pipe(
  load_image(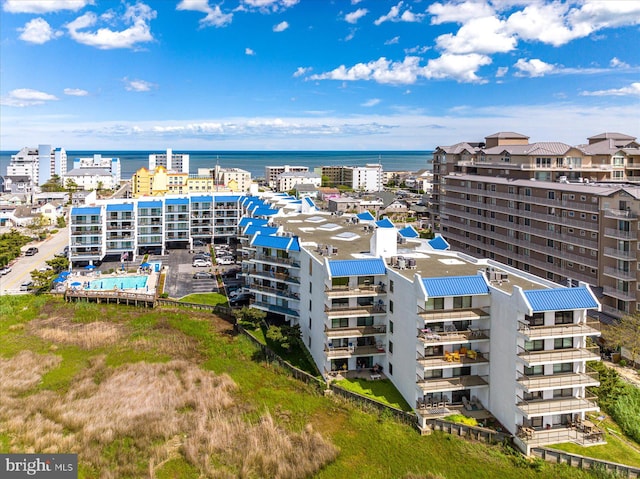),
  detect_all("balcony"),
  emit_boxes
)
[253,253,300,268]
[418,307,490,323]
[517,346,601,367]
[418,328,489,345]
[324,342,386,358]
[517,321,601,340]
[603,247,636,260]
[602,266,636,281]
[249,283,300,301]
[604,209,638,220]
[602,286,636,301]
[251,300,299,317]
[517,369,600,392]
[325,303,386,317]
[418,351,489,370]
[417,375,488,393]
[604,227,636,240]
[517,395,599,418]
[325,284,386,297]
[325,324,386,338]
[246,268,300,284]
